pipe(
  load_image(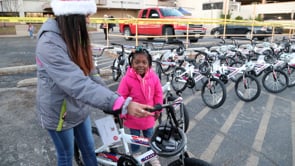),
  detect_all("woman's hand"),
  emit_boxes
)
[127,101,153,117]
